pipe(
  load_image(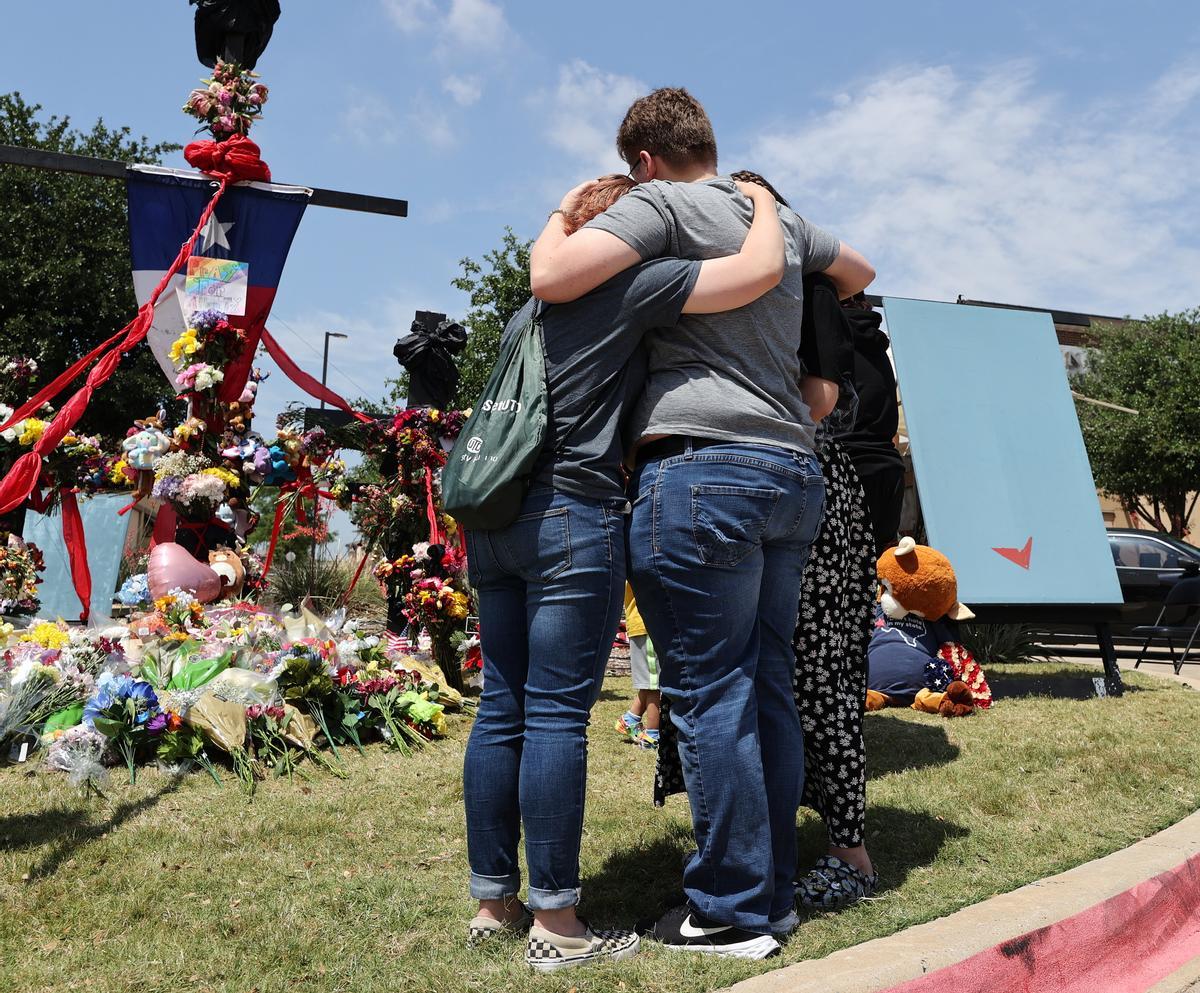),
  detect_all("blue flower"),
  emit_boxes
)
[118,573,151,607]
[83,674,160,730]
